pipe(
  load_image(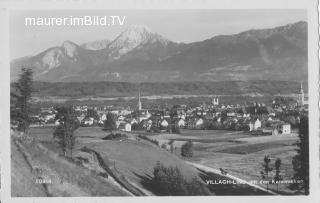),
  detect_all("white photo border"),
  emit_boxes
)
[0,0,319,203]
